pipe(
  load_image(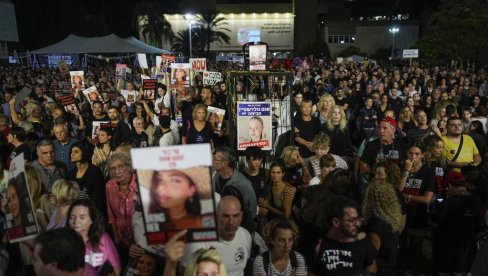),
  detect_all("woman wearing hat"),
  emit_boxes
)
[147,167,210,230]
